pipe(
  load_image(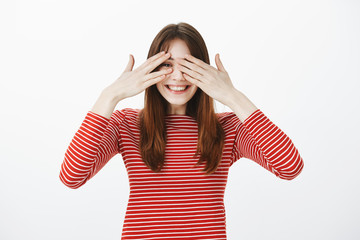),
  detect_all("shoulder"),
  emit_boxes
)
[215,112,243,134]
[216,111,242,126]
[113,108,142,125]
[114,108,141,117]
